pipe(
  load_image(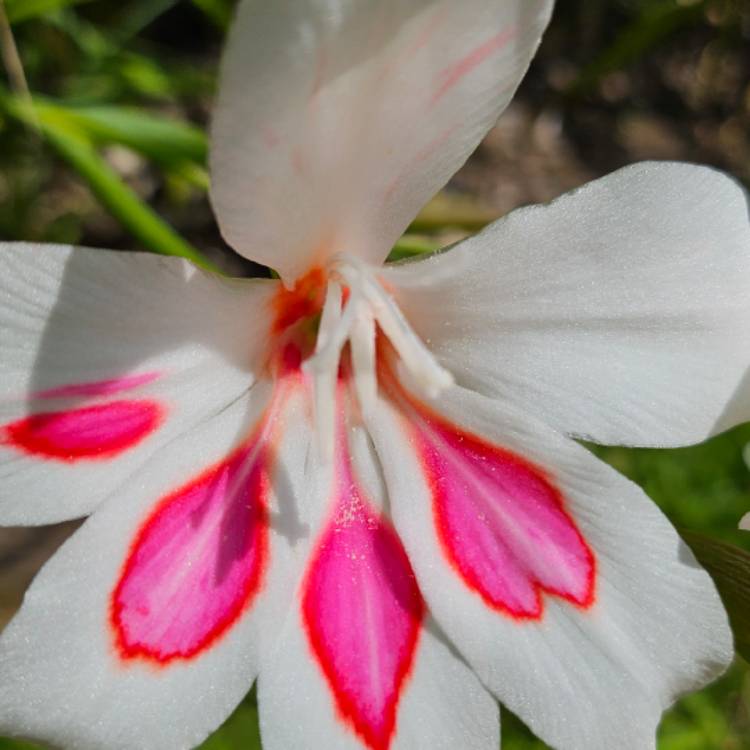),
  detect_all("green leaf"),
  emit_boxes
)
[37,103,208,166]
[4,0,94,23]
[0,91,219,272]
[681,531,750,662]
[44,123,218,271]
[410,192,498,232]
[387,234,442,262]
[191,0,234,30]
[199,695,261,750]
